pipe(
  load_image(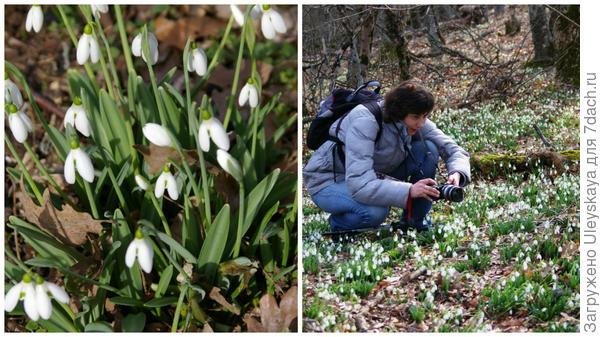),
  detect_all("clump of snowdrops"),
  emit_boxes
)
[5,4,297,332]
